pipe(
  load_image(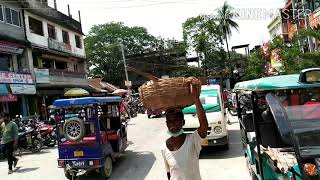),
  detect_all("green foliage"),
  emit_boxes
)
[175,66,204,77]
[300,27,320,41]
[245,30,320,80]
[183,14,223,53]
[216,1,239,38]
[85,22,162,86]
[244,50,265,80]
